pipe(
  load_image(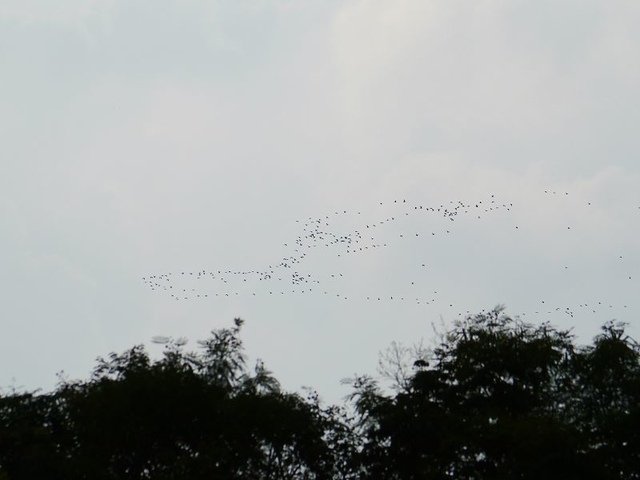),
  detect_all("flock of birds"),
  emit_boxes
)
[142,190,638,321]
